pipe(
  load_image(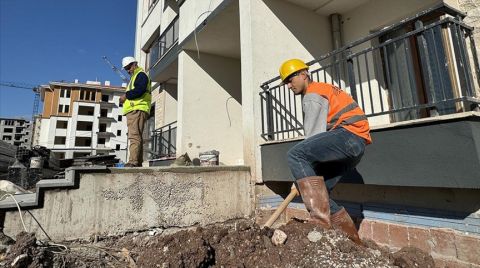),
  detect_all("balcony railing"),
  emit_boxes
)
[151,121,177,159]
[148,16,179,70]
[260,5,480,141]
